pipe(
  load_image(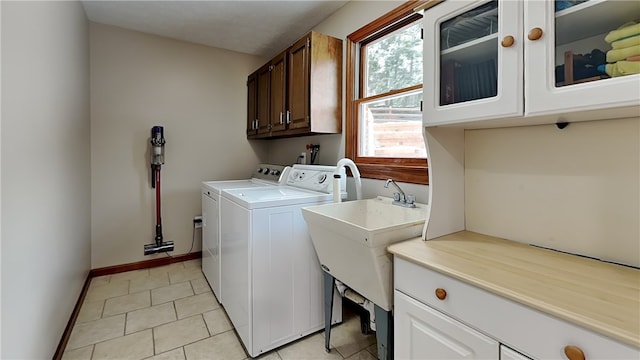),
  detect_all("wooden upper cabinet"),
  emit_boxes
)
[255,63,271,136]
[246,31,342,139]
[270,51,287,134]
[287,36,310,130]
[246,72,257,137]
